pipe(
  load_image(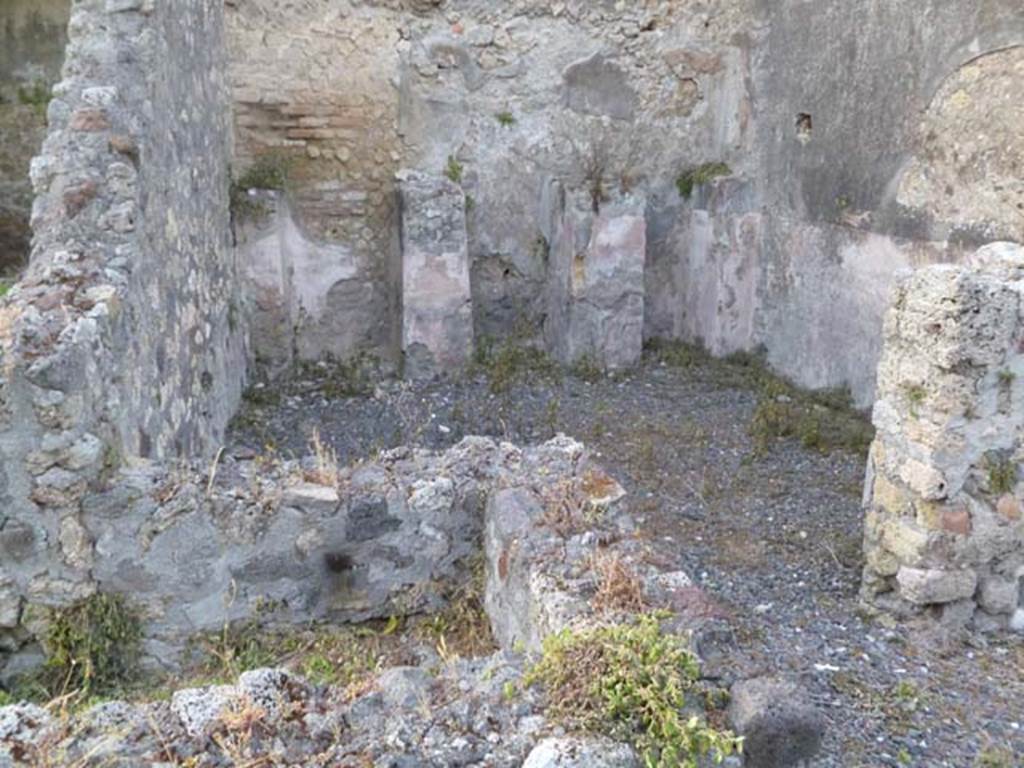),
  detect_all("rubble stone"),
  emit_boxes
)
[727,676,825,768]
